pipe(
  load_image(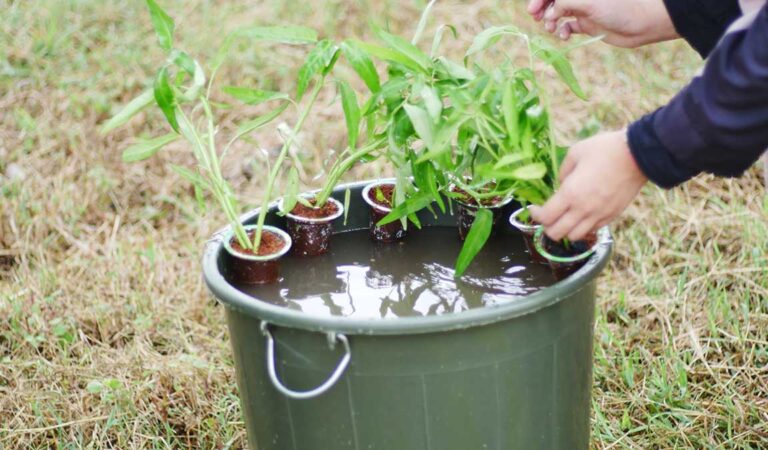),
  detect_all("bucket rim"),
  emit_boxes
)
[202,180,613,336]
